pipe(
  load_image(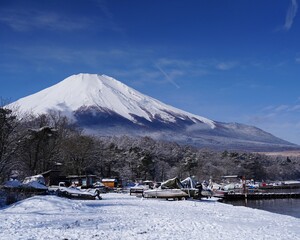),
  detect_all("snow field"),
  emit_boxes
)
[0,193,299,240]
